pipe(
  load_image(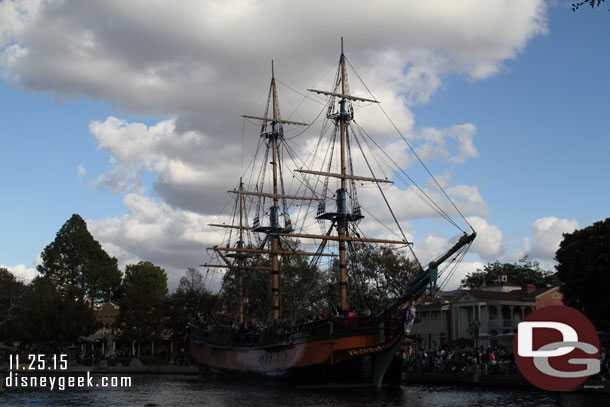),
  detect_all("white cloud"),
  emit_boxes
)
[2,263,39,283]
[440,260,486,291]
[0,1,549,285]
[89,116,241,212]
[467,216,504,261]
[527,216,579,261]
[1,1,548,130]
[87,193,227,290]
[412,123,478,164]
[77,163,86,180]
